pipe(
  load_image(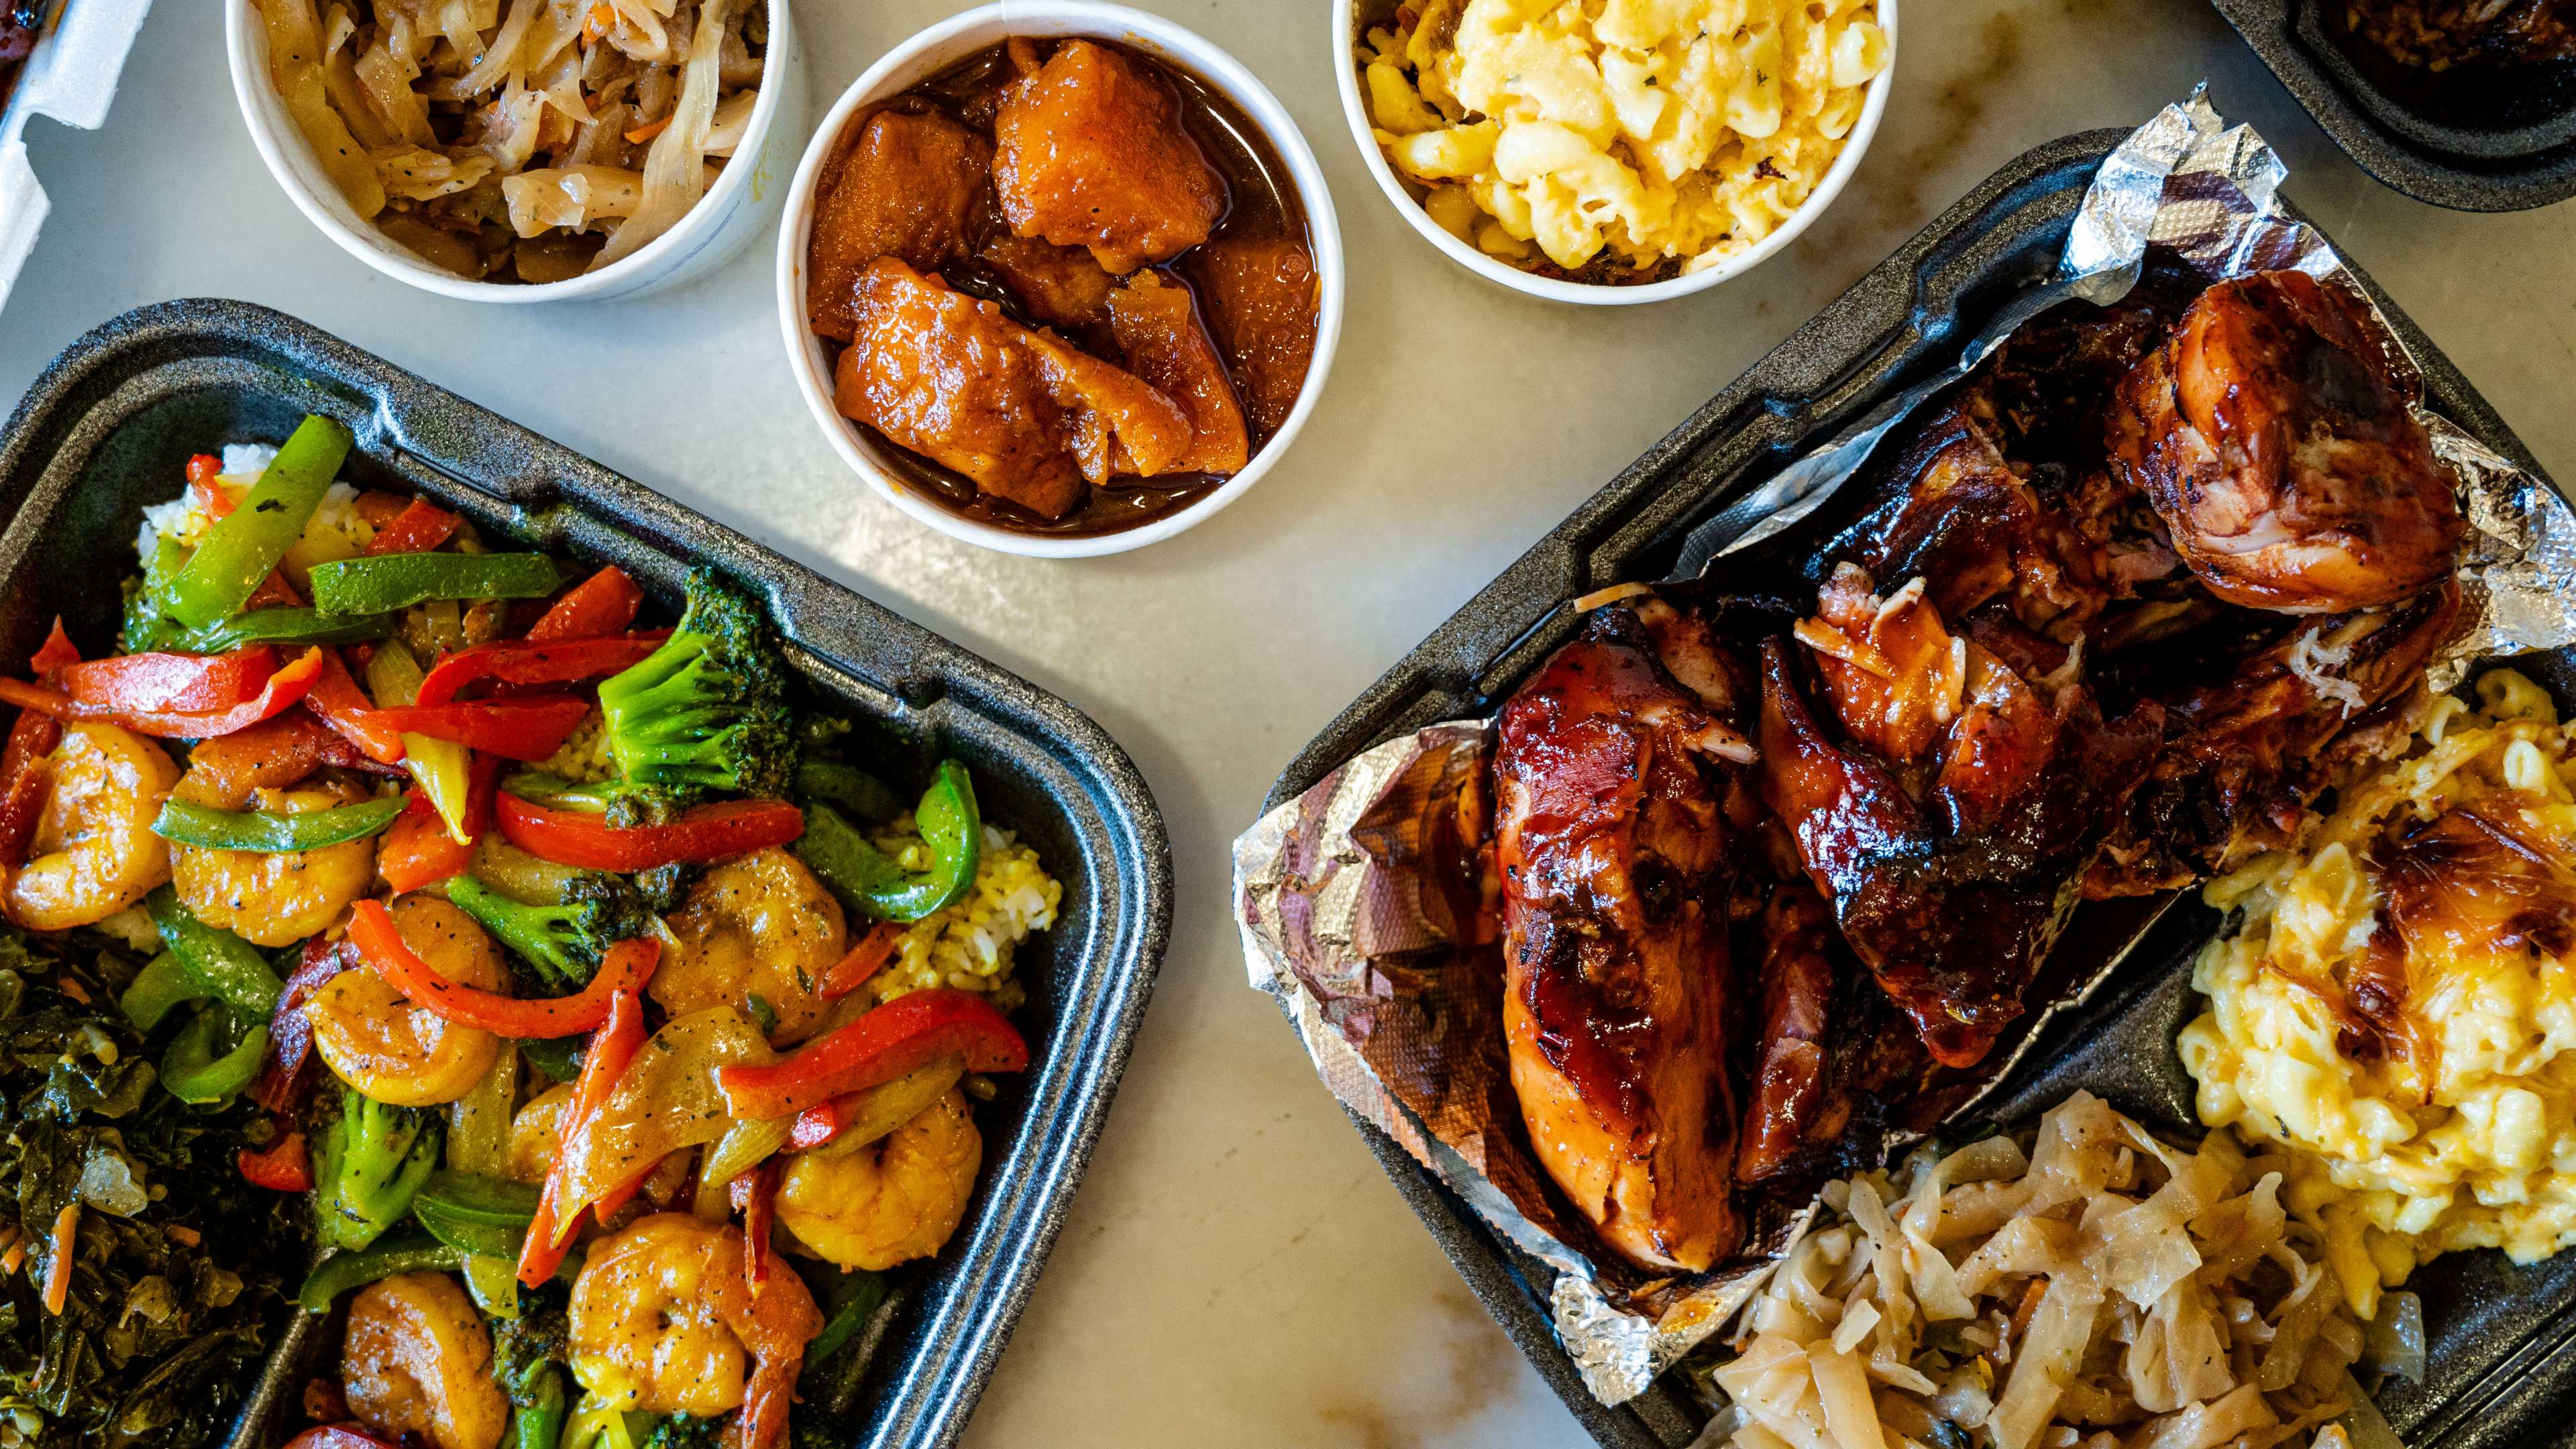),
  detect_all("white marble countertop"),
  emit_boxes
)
[4,2,2572,1444]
